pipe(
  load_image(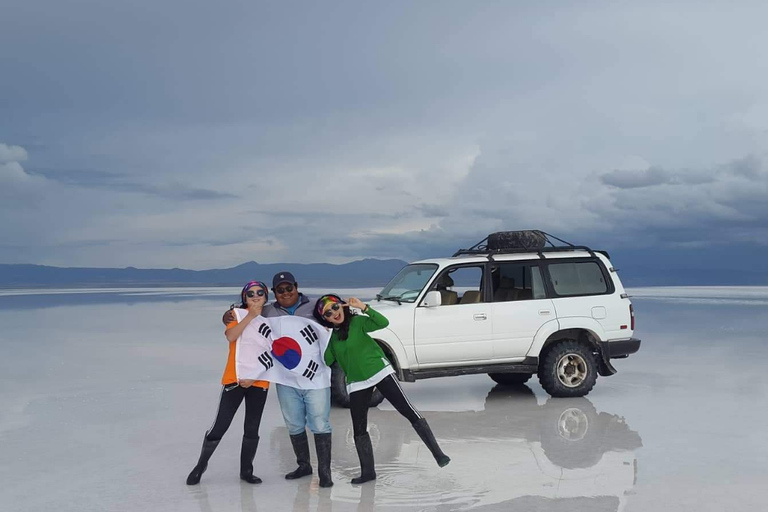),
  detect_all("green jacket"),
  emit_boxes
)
[324,307,390,386]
